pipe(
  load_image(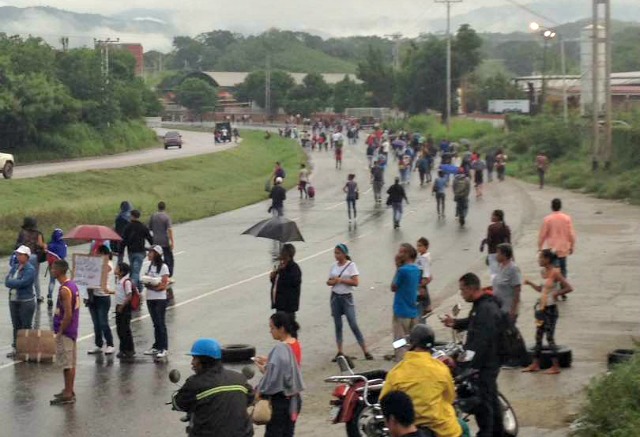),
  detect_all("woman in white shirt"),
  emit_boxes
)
[114,262,135,359]
[326,244,372,362]
[143,245,170,358]
[86,245,115,355]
